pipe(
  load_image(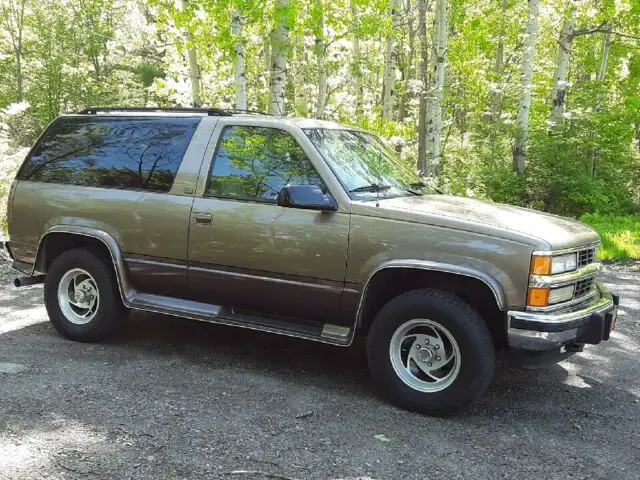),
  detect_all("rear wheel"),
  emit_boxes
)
[44,248,128,342]
[367,289,494,416]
